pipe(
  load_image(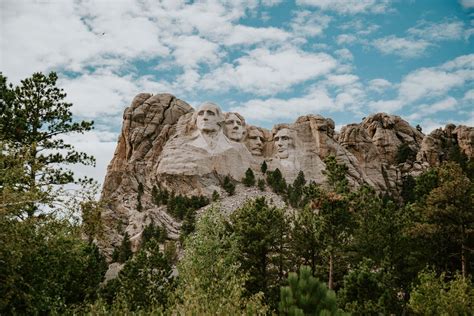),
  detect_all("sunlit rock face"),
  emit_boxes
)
[99,93,473,259]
